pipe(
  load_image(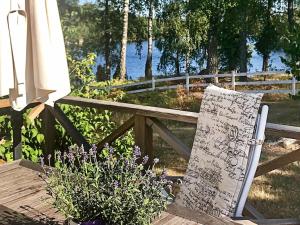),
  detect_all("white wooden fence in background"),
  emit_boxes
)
[93,71,299,95]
